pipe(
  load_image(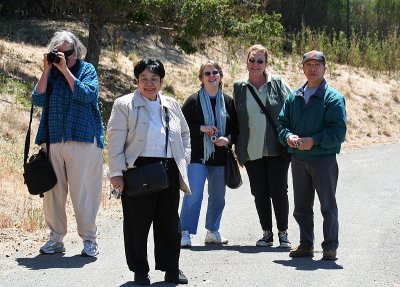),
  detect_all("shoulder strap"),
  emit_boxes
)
[163,106,170,165]
[247,85,279,137]
[24,83,52,165]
